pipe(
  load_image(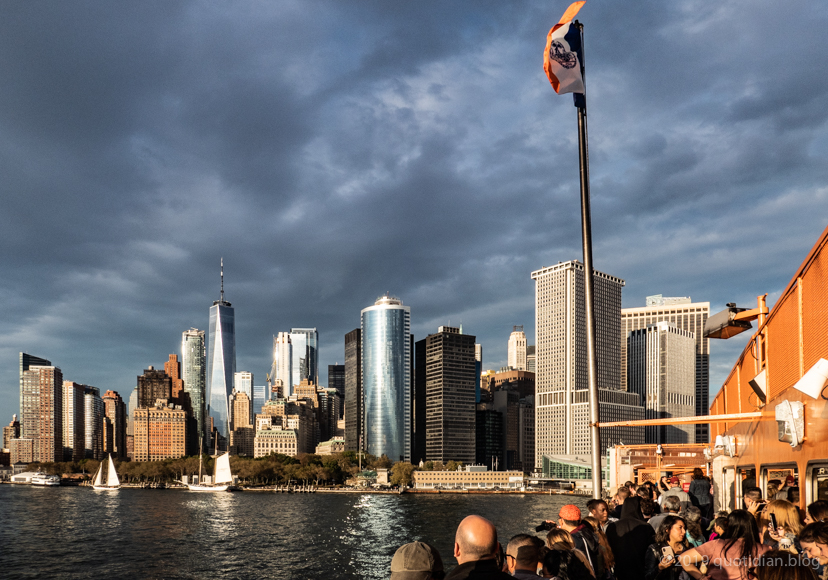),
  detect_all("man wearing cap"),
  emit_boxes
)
[557,504,605,578]
[391,541,445,580]
[658,477,690,513]
[775,475,796,501]
[444,515,513,579]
